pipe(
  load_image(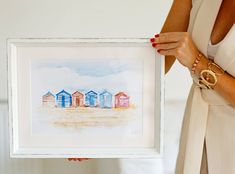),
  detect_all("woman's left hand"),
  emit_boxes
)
[150,32,200,68]
[68,158,90,162]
